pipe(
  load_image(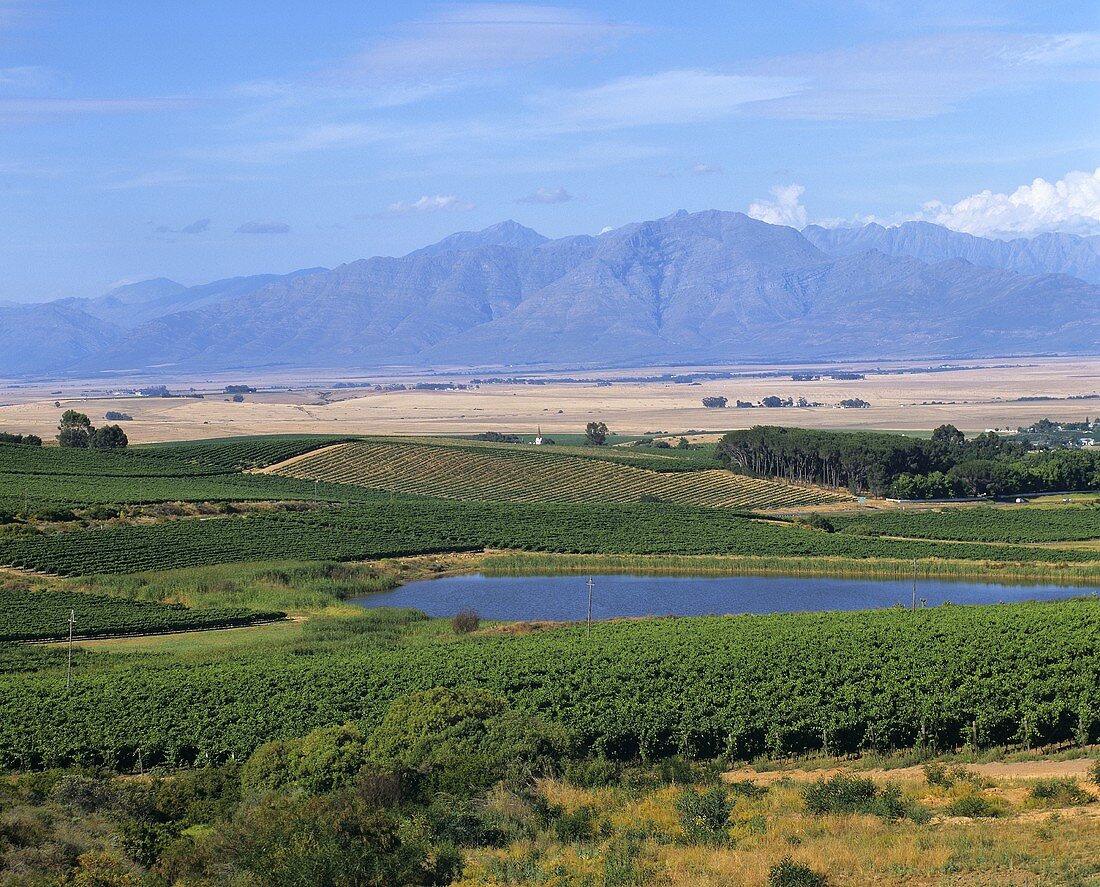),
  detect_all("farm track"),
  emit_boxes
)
[267,441,848,510]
